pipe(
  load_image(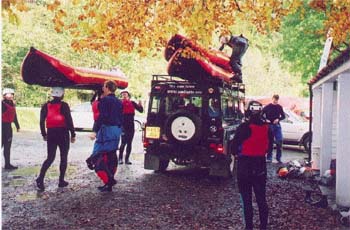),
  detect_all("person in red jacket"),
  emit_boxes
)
[232,100,273,230]
[2,88,20,170]
[36,87,76,191]
[118,91,143,165]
